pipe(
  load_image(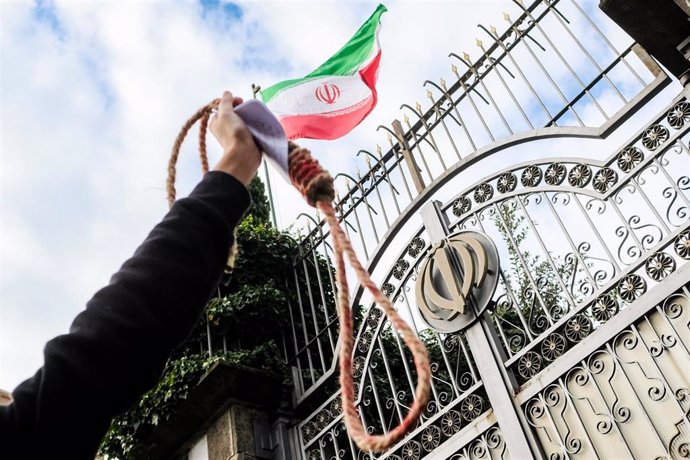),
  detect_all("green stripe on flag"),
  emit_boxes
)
[262,4,387,103]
